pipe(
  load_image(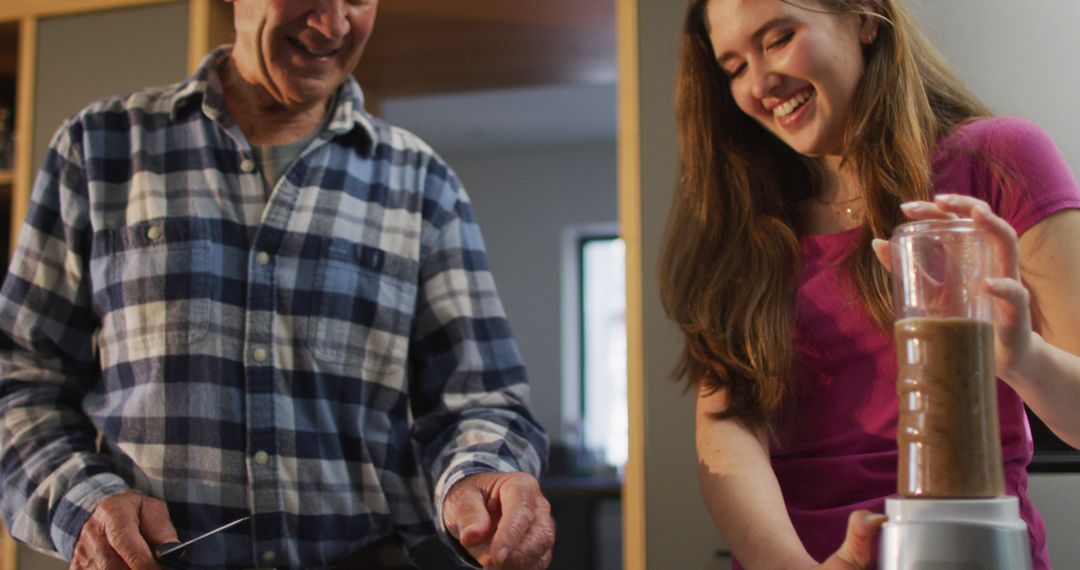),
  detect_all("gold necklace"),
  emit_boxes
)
[814,195,863,222]
[837,201,862,221]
